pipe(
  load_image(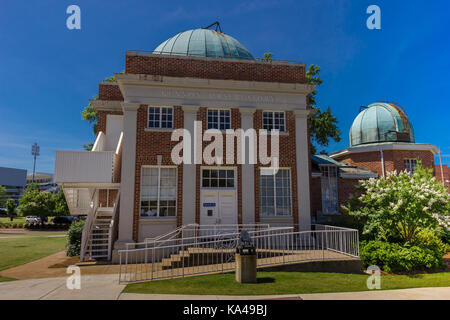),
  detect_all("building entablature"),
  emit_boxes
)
[114,73,314,111]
